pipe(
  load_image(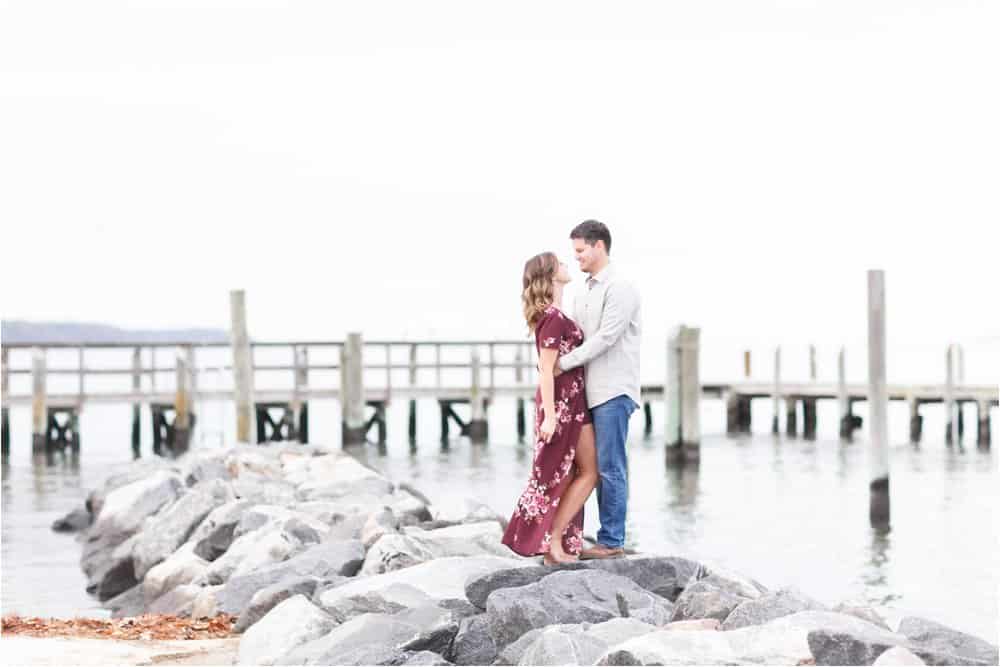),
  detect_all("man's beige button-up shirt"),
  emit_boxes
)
[557,262,642,410]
